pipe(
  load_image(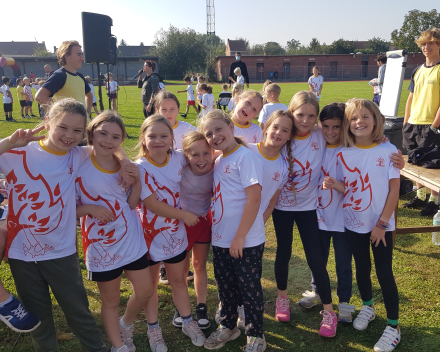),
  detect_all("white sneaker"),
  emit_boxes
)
[147,326,167,352]
[338,302,356,323]
[374,326,401,352]
[119,317,135,352]
[214,301,224,325]
[237,305,246,329]
[111,345,129,352]
[182,320,206,346]
[298,290,322,308]
[244,335,267,352]
[353,305,375,331]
